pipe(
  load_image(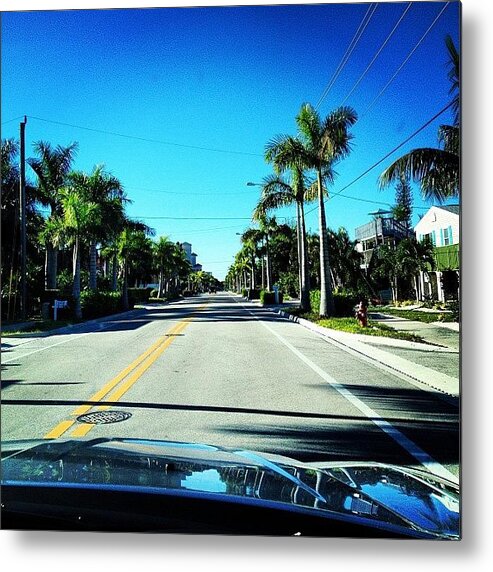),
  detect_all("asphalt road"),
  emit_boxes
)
[1,293,459,481]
